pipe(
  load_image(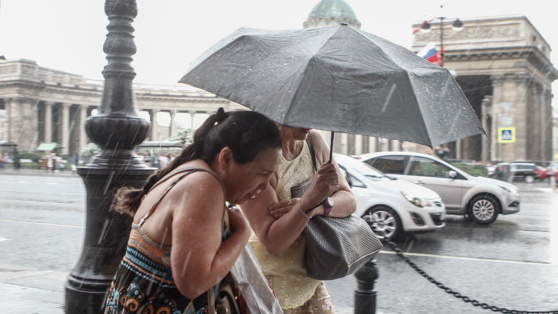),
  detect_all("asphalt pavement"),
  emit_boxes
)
[1,168,557,314]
